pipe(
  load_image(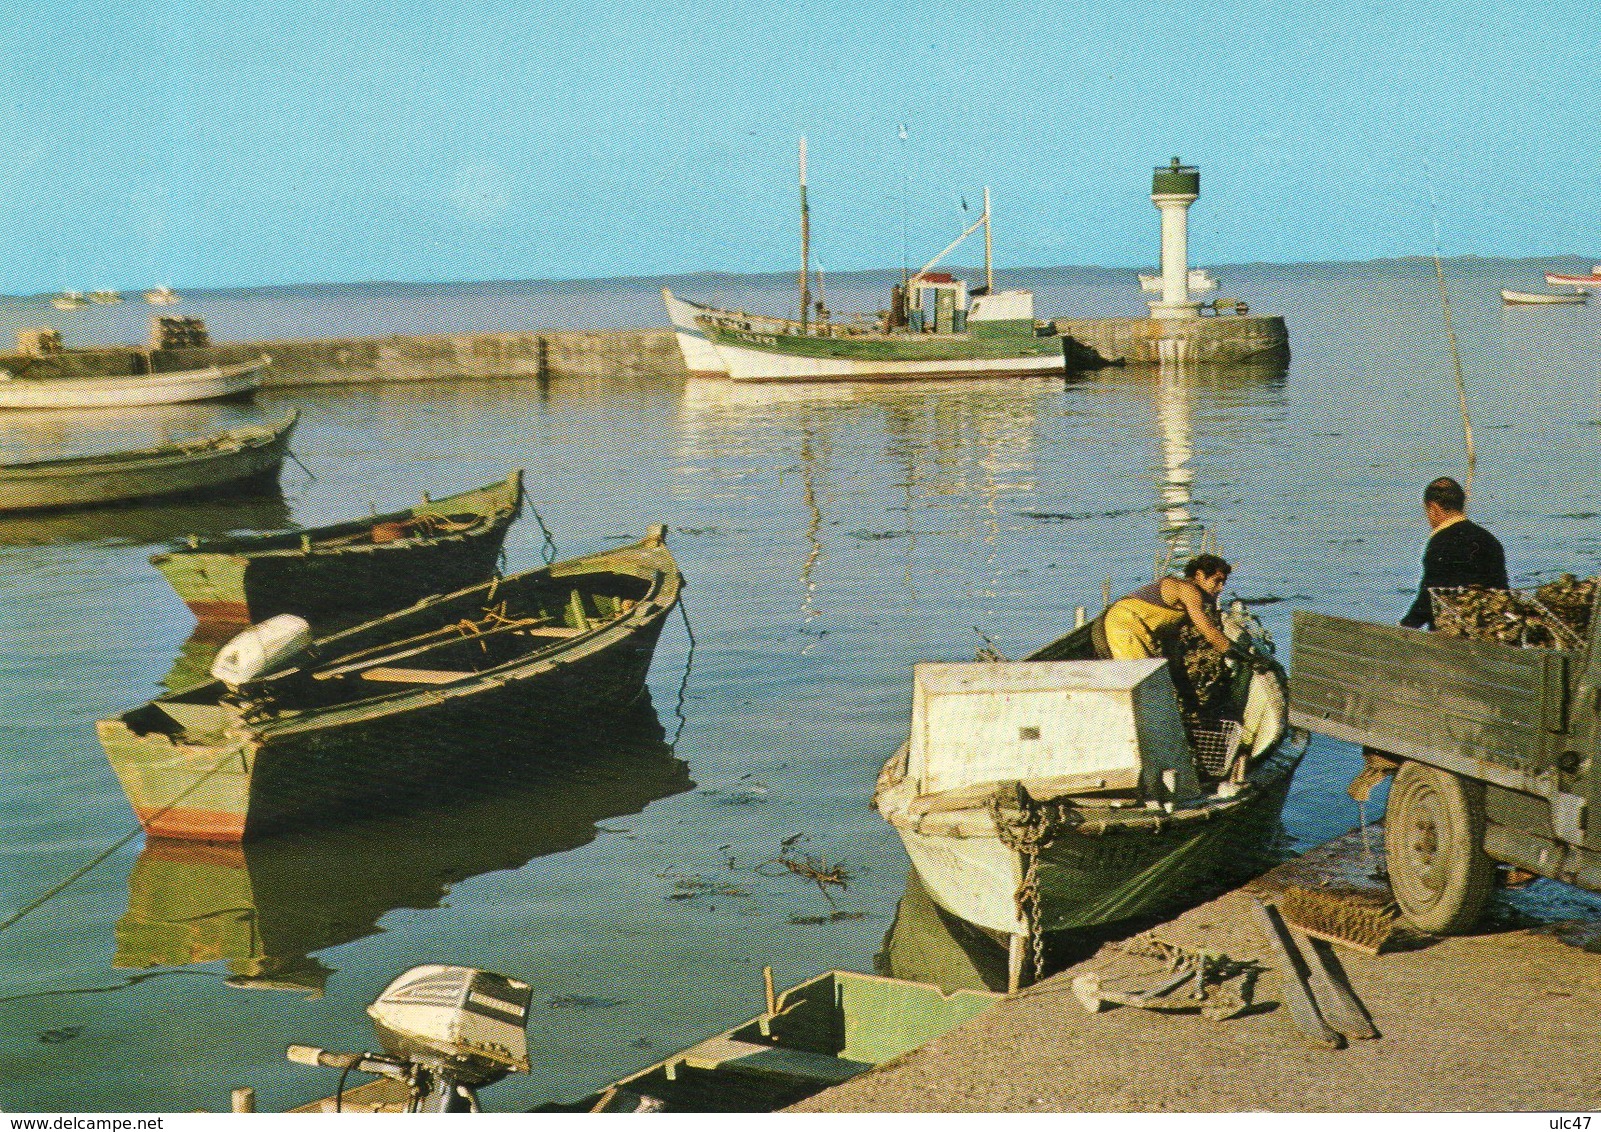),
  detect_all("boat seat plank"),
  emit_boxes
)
[357,666,475,684]
[671,1037,871,1084]
[313,616,587,681]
